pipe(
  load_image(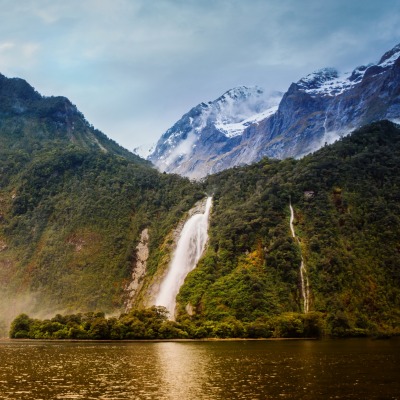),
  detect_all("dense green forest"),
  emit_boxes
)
[1,73,399,338]
[0,75,204,336]
[176,120,400,337]
[7,121,400,339]
[9,308,321,339]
